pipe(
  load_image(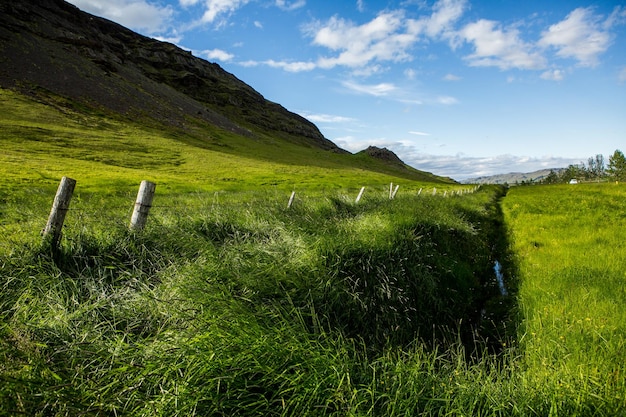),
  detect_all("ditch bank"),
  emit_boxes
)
[315,186,517,354]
